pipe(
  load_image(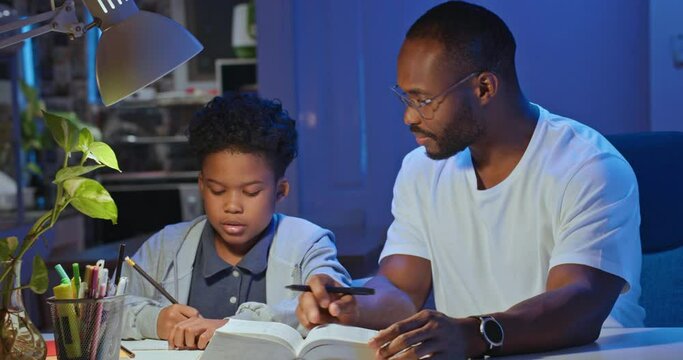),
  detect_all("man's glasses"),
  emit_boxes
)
[391,72,478,120]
